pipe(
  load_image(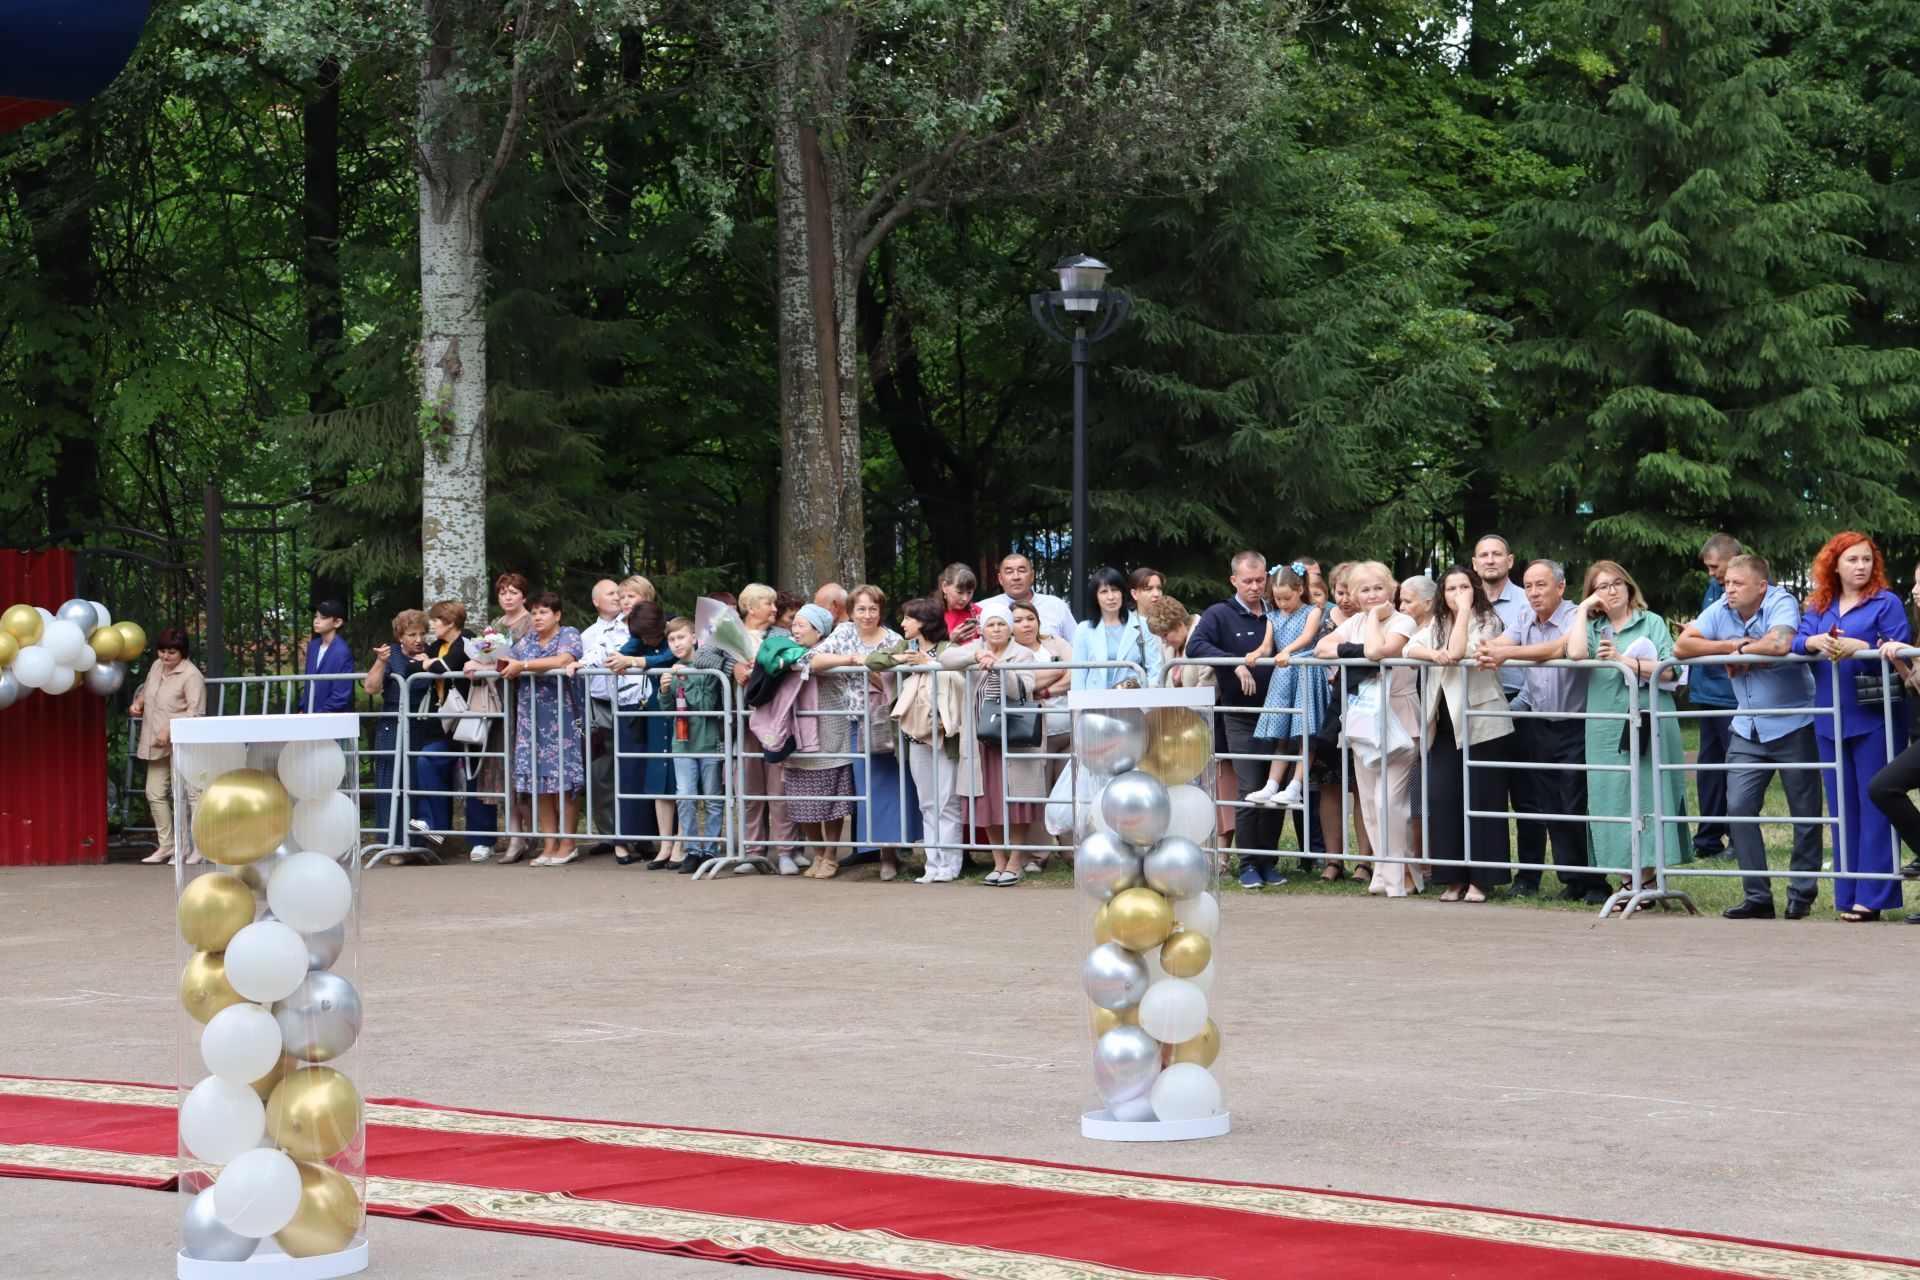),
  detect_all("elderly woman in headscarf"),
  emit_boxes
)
[750,601,859,878]
[939,600,1043,885]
